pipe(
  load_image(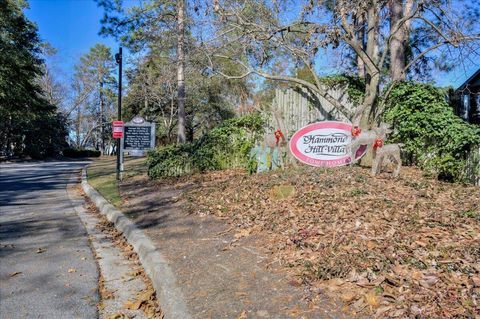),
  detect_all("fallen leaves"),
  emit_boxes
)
[81,182,164,319]
[68,268,76,273]
[234,228,252,239]
[36,248,46,254]
[9,271,21,277]
[123,289,161,318]
[182,165,480,318]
